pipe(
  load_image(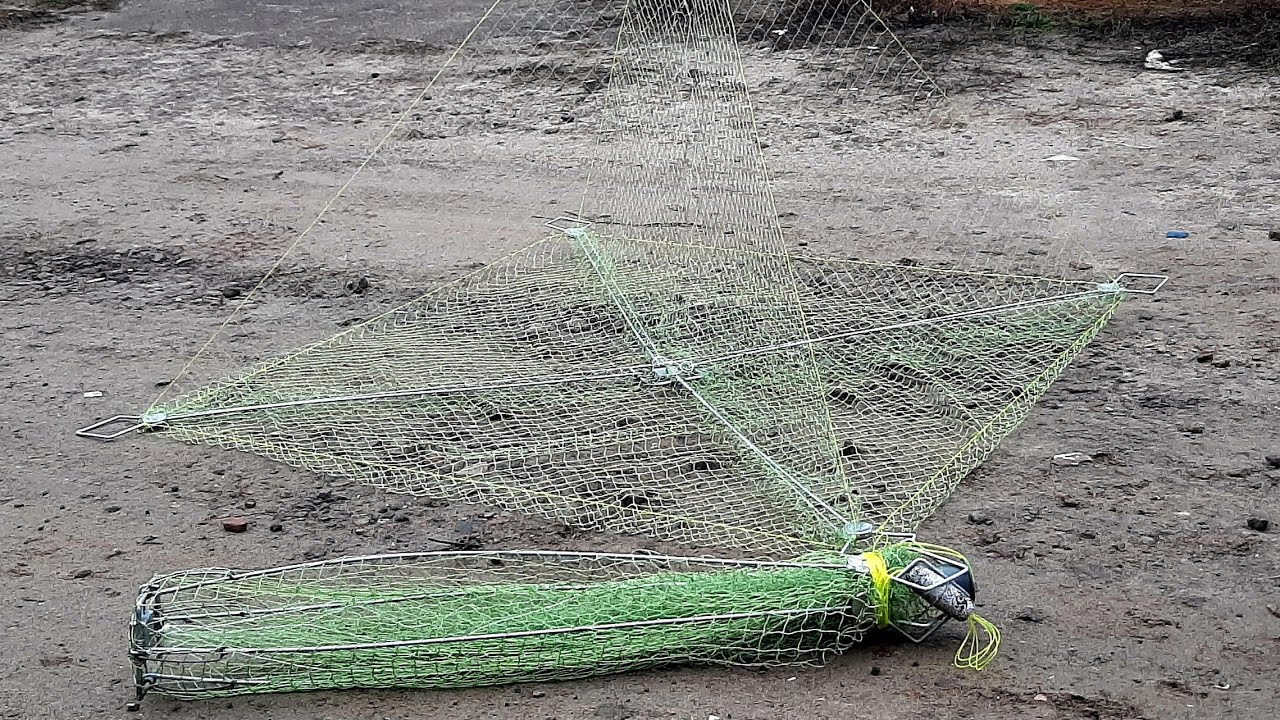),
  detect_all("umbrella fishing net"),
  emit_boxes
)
[80,0,1165,702]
